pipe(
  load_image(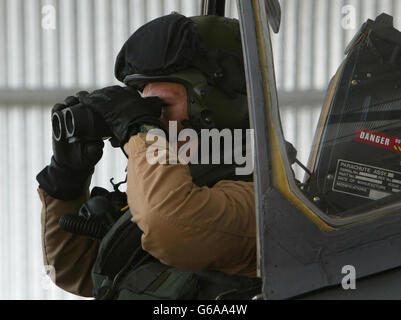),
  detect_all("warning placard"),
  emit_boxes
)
[332,160,401,200]
[356,128,401,153]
